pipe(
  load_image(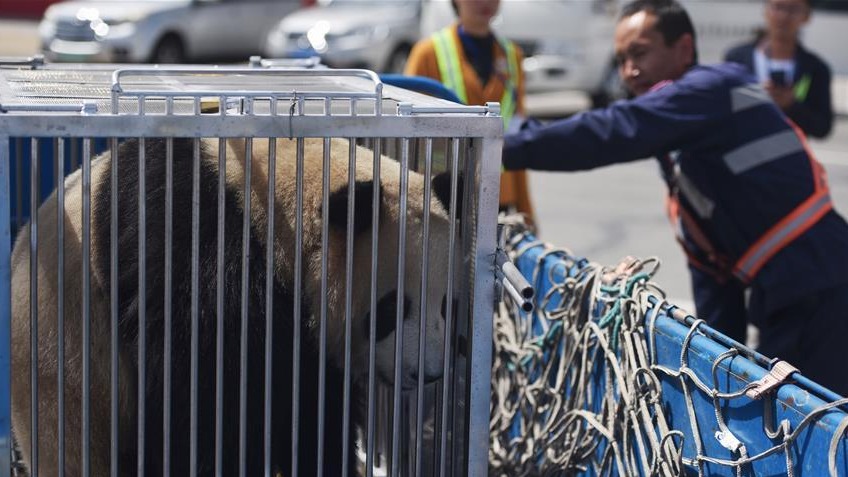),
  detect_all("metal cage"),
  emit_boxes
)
[0,60,503,477]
